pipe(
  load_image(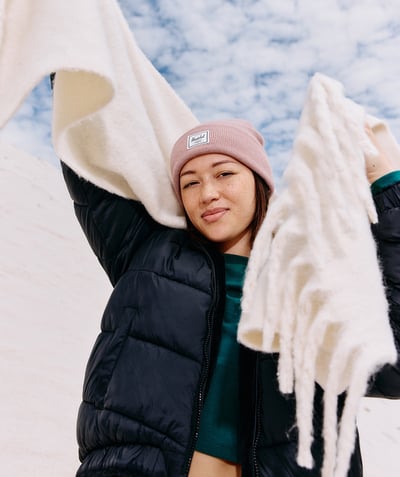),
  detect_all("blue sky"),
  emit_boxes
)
[1,0,400,179]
